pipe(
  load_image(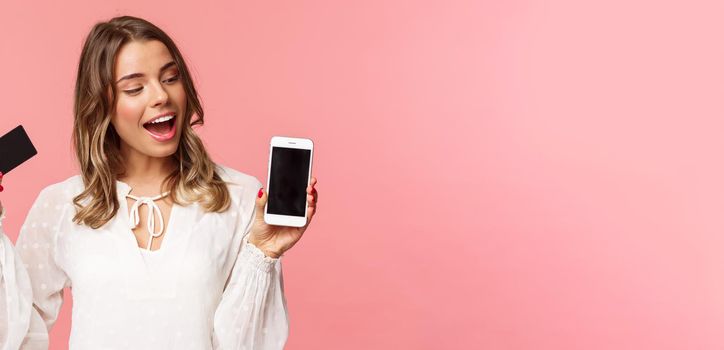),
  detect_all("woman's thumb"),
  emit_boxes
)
[255,187,267,219]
